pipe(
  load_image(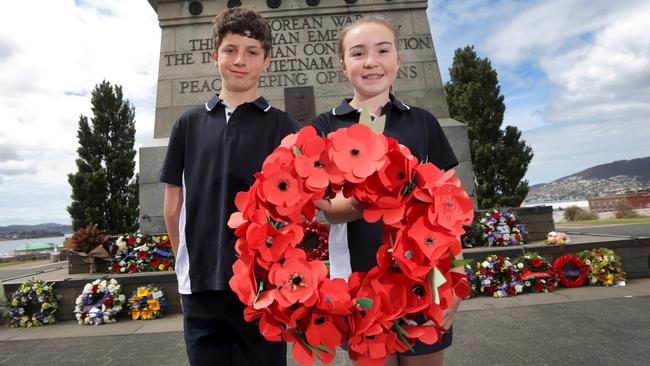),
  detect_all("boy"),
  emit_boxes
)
[160,7,298,366]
